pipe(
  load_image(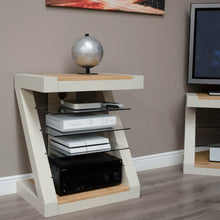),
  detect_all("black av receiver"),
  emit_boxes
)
[49,153,122,196]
